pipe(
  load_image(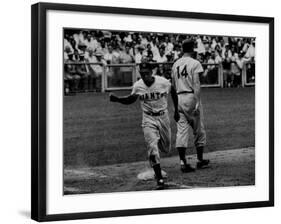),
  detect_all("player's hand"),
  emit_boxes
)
[193,102,200,116]
[174,110,180,122]
[109,93,119,102]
